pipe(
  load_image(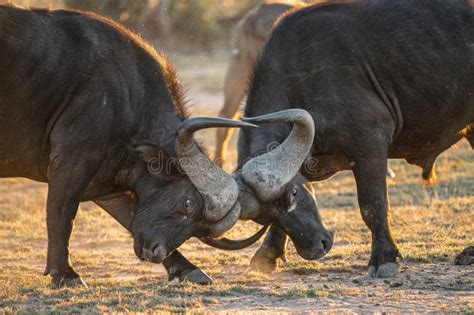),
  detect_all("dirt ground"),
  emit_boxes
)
[0,54,473,313]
